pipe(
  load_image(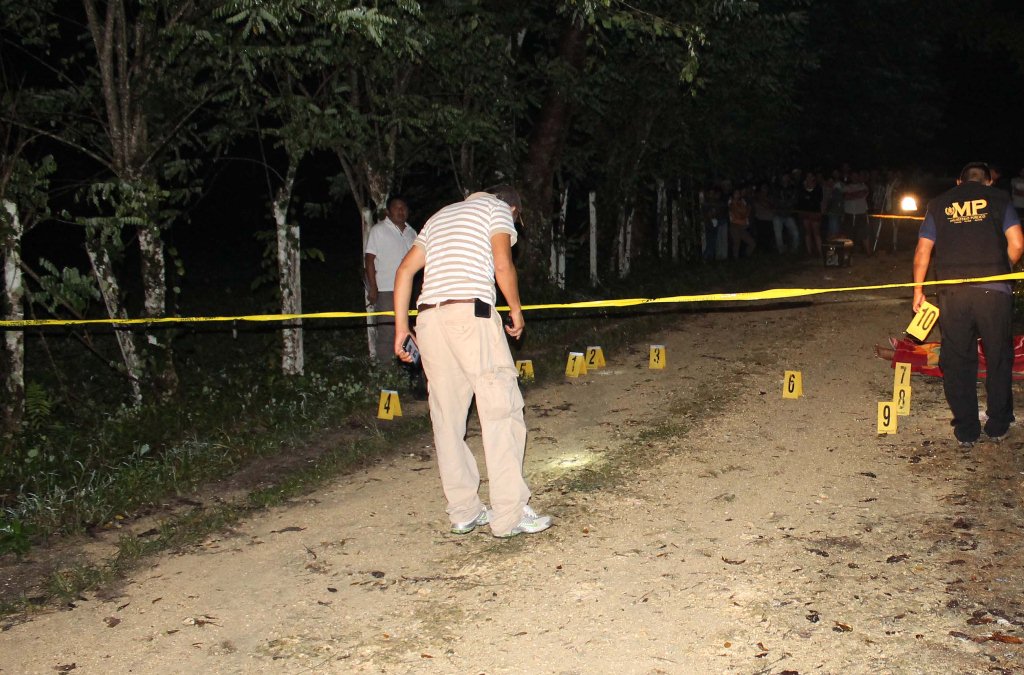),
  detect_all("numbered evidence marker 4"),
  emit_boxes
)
[585,346,606,369]
[377,389,402,420]
[894,384,912,416]
[516,359,535,382]
[782,370,803,399]
[877,401,898,434]
[565,352,586,378]
[906,300,940,341]
[649,345,666,369]
[893,361,912,391]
